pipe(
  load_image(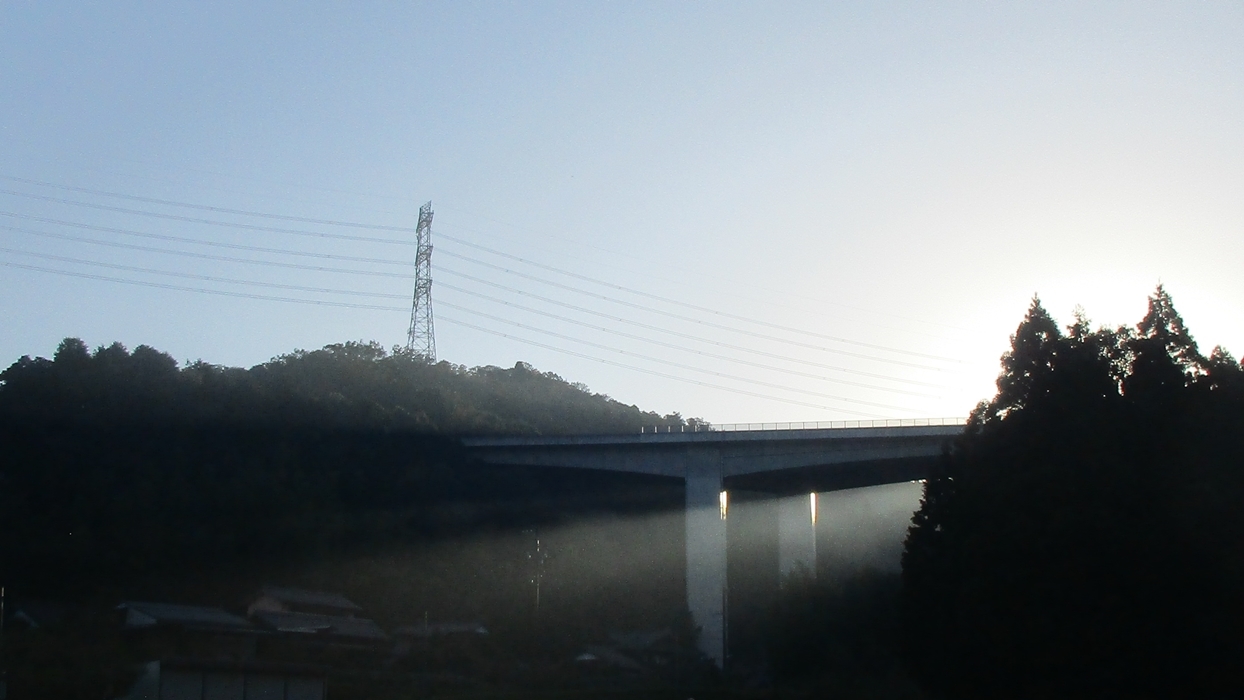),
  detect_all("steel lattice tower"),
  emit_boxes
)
[406,201,436,360]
